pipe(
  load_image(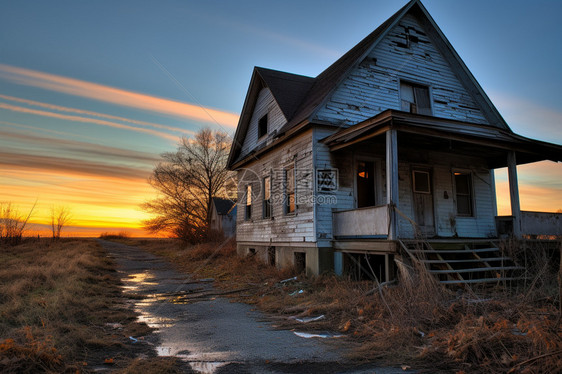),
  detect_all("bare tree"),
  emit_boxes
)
[50,205,71,239]
[0,201,36,245]
[142,128,231,243]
